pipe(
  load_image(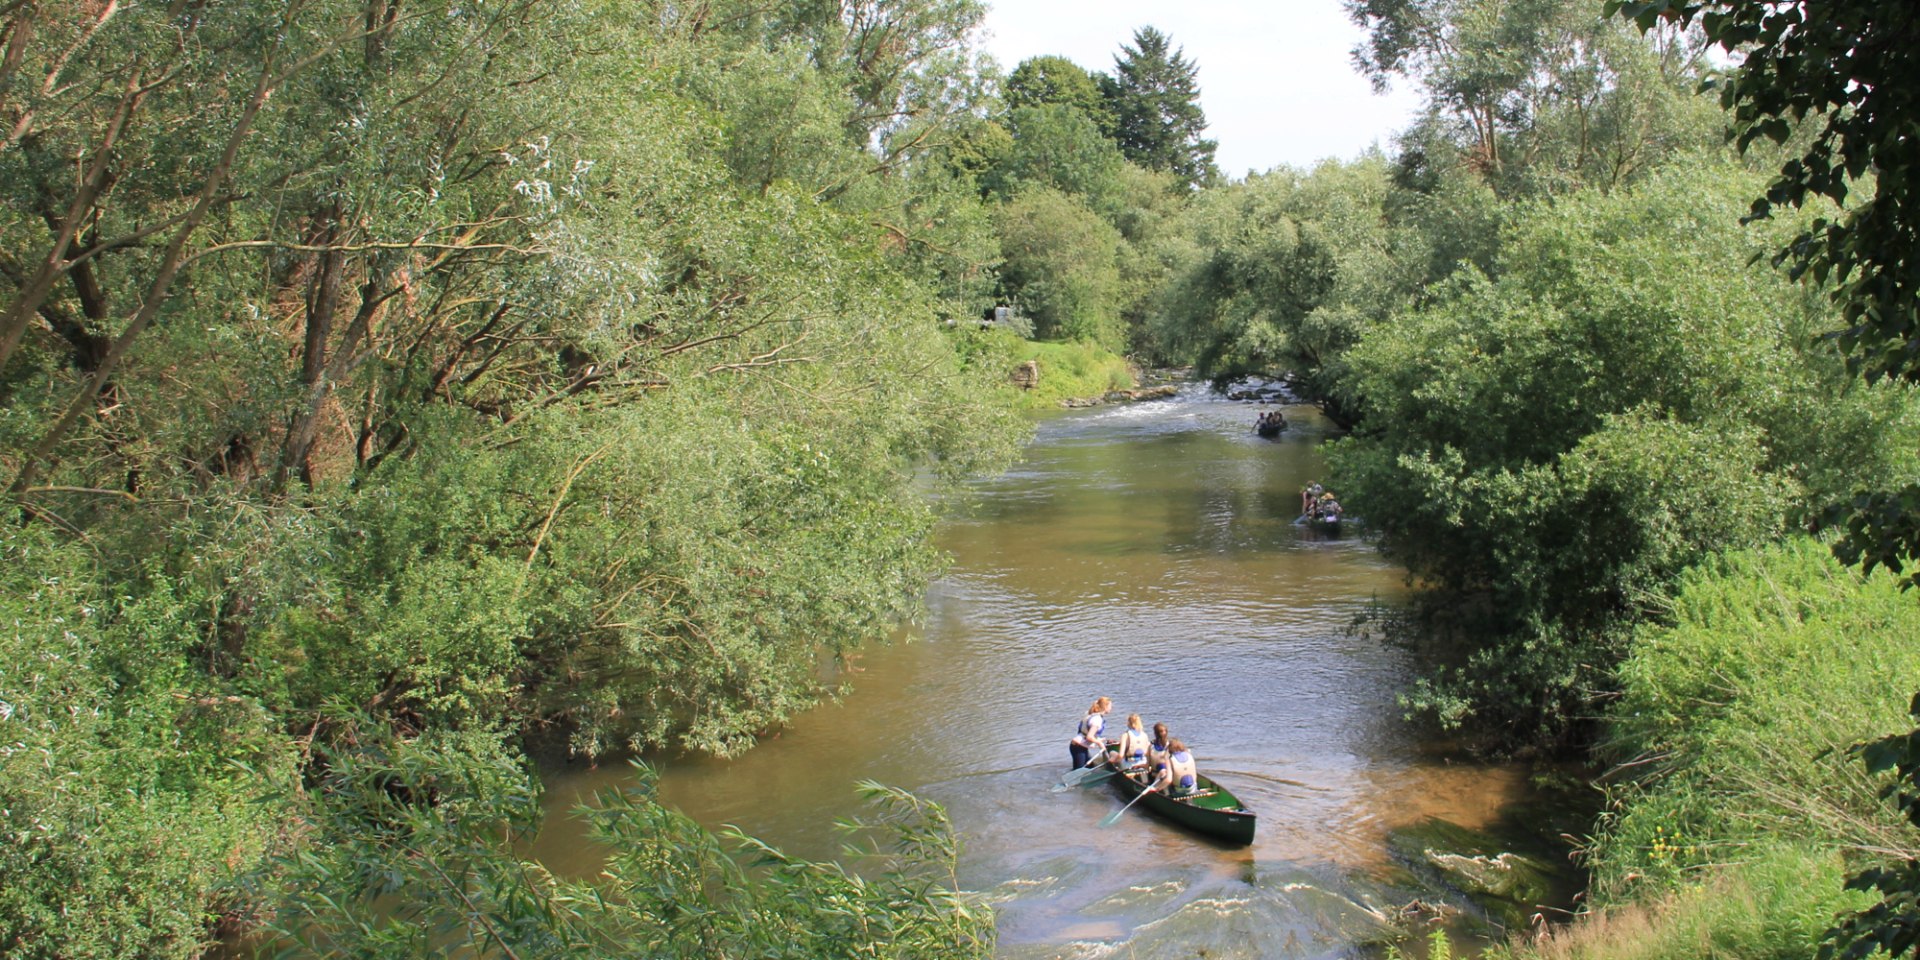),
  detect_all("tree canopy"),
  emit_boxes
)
[1105,27,1219,188]
[1004,54,1116,136]
[1604,3,1920,955]
[0,1,1023,954]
